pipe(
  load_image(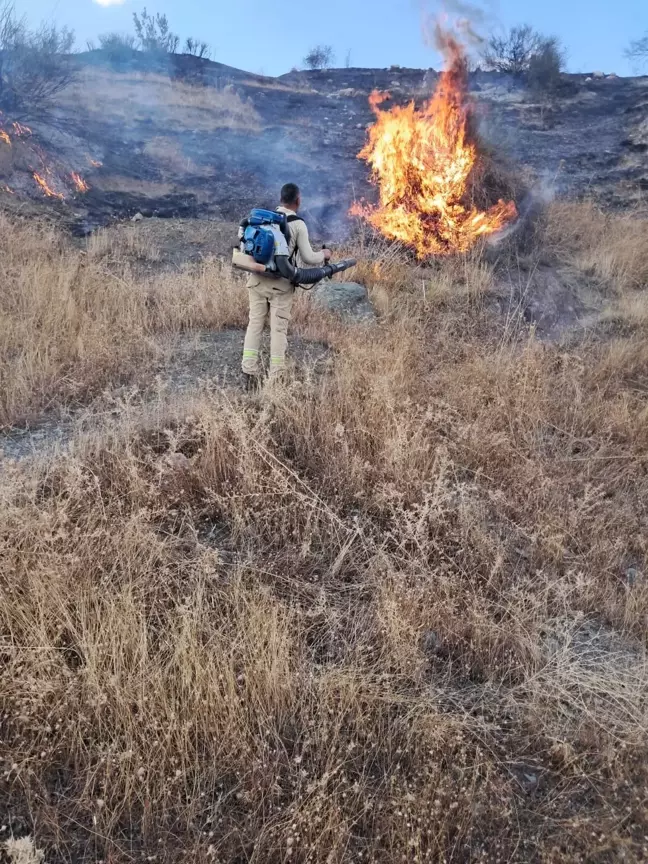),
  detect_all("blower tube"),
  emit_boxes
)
[275,256,357,286]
